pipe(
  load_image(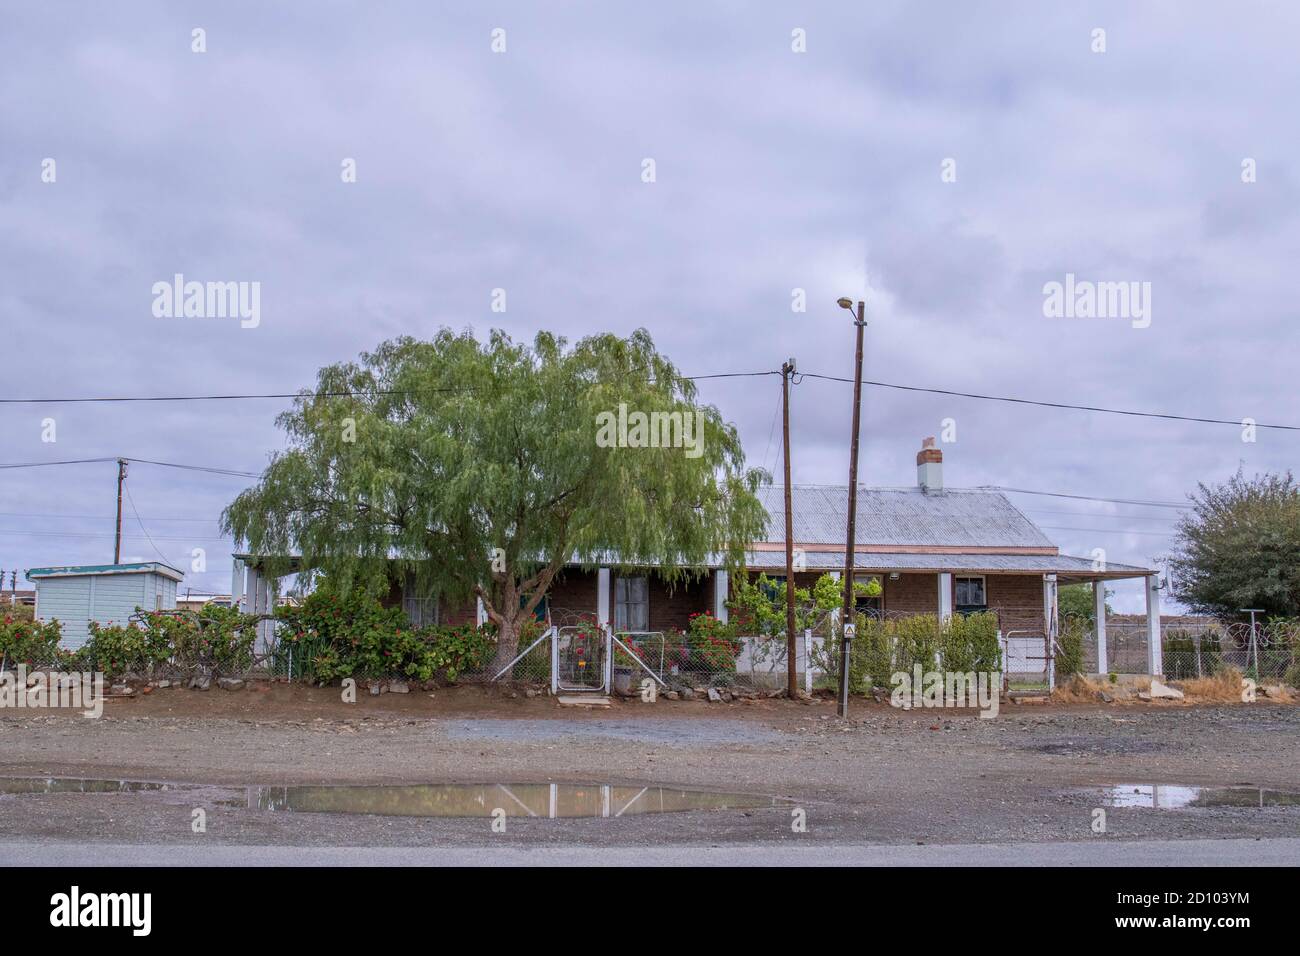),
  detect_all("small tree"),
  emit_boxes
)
[223,328,767,672]
[1169,469,1300,620]
[1058,583,1109,623]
